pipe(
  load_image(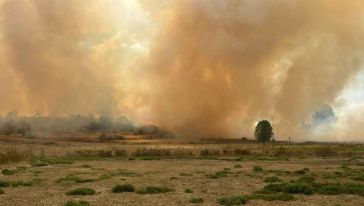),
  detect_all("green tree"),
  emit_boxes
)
[254,120,273,144]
